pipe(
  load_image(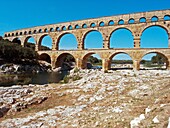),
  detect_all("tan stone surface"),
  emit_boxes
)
[3,9,170,70]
